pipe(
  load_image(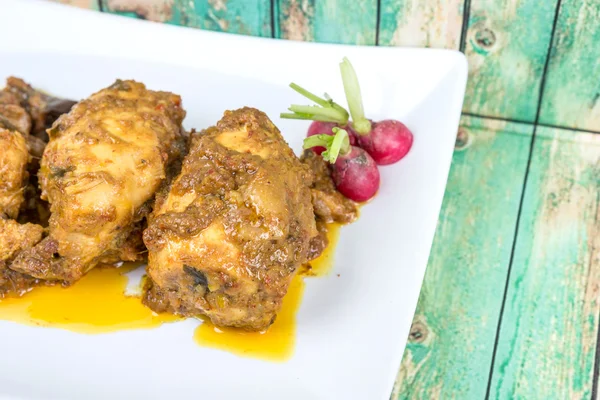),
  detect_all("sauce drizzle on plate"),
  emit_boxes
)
[0,224,340,361]
[194,222,341,361]
[303,222,342,277]
[0,263,179,333]
[194,275,304,362]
